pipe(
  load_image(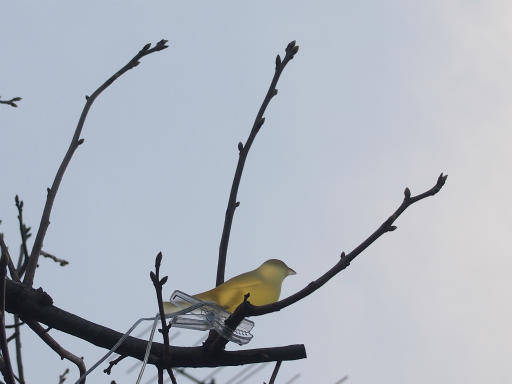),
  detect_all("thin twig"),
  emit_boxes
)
[16,246,25,282]
[23,39,169,287]
[334,375,349,384]
[216,40,299,286]
[166,366,177,381]
[103,355,127,375]
[222,364,255,384]
[0,236,21,282]
[58,368,70,384]
[268,361,282,384]
[26,321,86,382]
[283,373,300,384]
[149,252,177,384]
[174,368,203,384]
[0,248,16,384]
[0,97,22,108]
[13,316,24,384]
[227,362,268,384]
[14,196,30,278]
[6,332,18,343]
[40,251,69,267]
[5,322,24,329]
[244,173,448,316]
